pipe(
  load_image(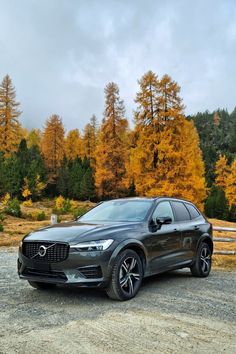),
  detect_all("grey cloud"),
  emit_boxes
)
[0,0,235,132]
